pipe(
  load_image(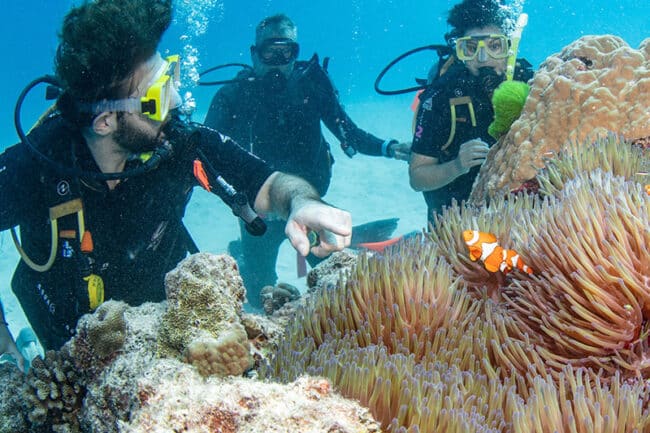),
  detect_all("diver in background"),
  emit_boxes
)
[204,14,410,310]
[0,0,351,360]
[408,0,533,226]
